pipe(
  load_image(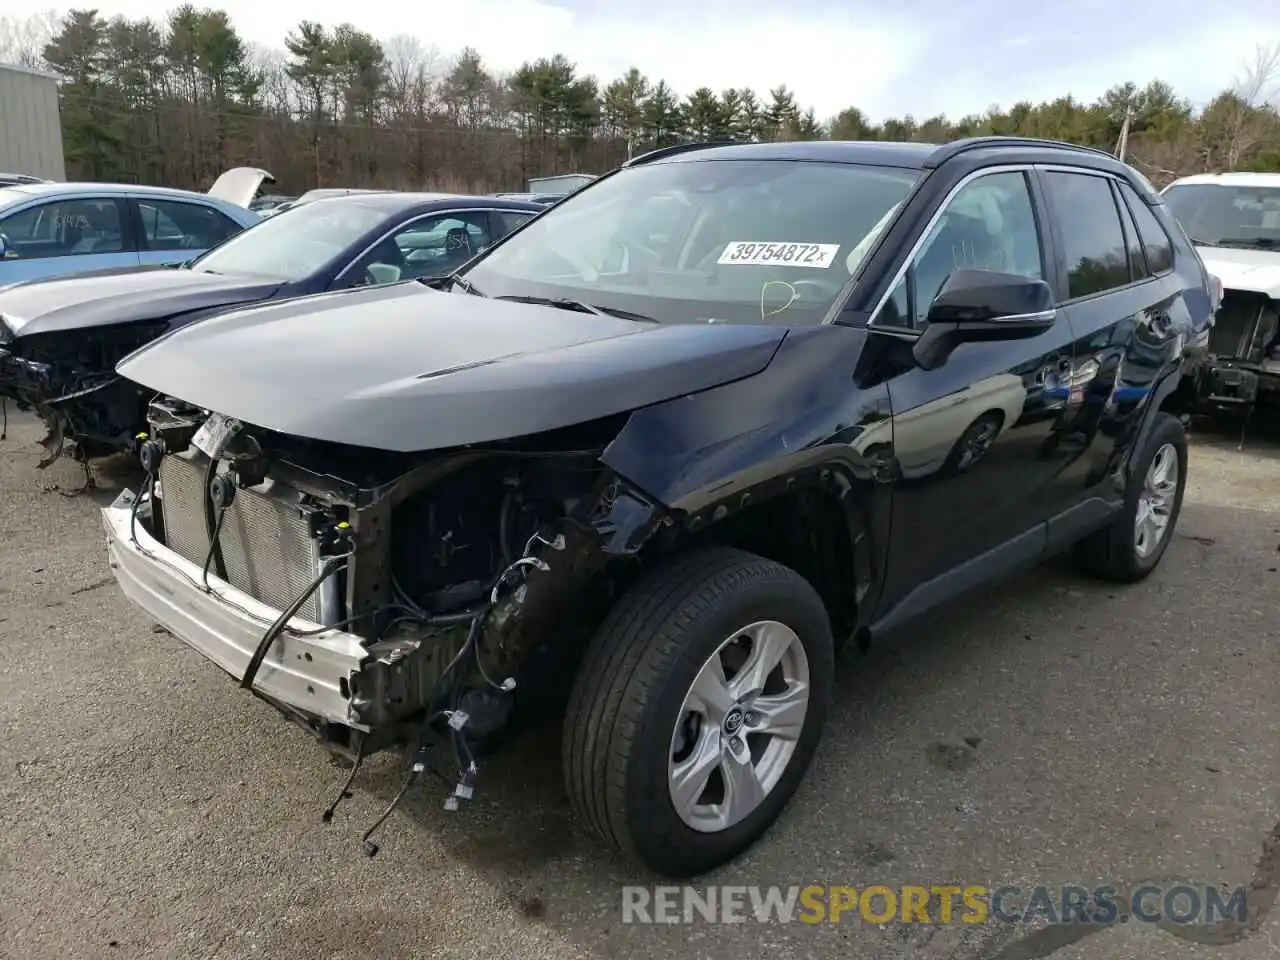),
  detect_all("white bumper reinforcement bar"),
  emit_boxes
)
[102,489,368,728]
